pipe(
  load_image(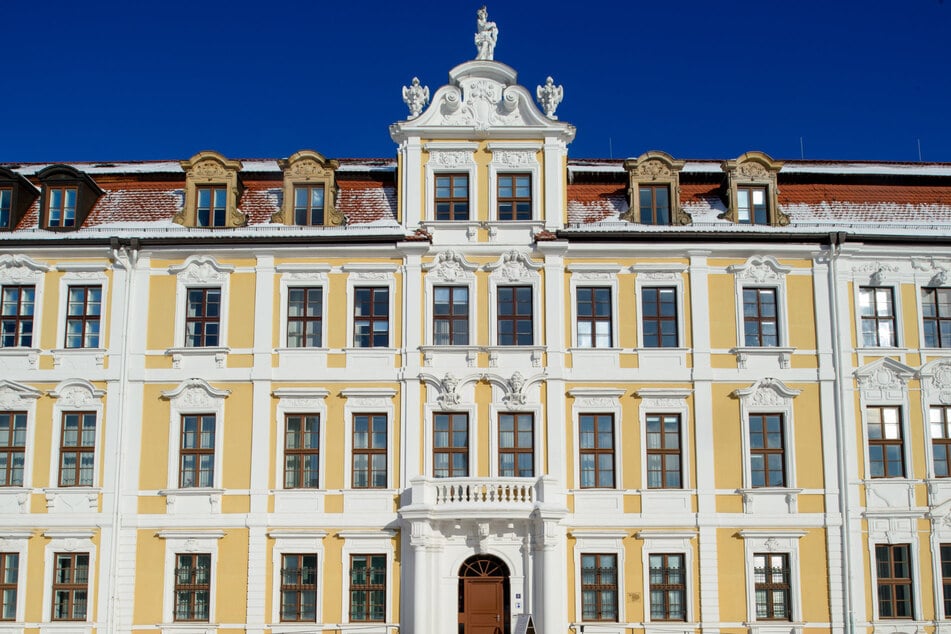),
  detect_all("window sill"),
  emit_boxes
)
[745,622,804,634]
[159,488,224,515]
[0,487,31,514]
[0,346,40,361]
[485,345,545,368]
[165,347,230,370]
[39,624,94,634]
[272,488,326,514]
[737,487,801,514]
[159,624,218,634]
[51,348,106,369]
[42,486,101,513]
[420,345,479,367]
[644,622,701,634]
[420,220,481,241]
[863,479,919,510]
[731,346,795,369]
[276,347,328,370]
[571,488,623,515]
[569,347,621,372]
